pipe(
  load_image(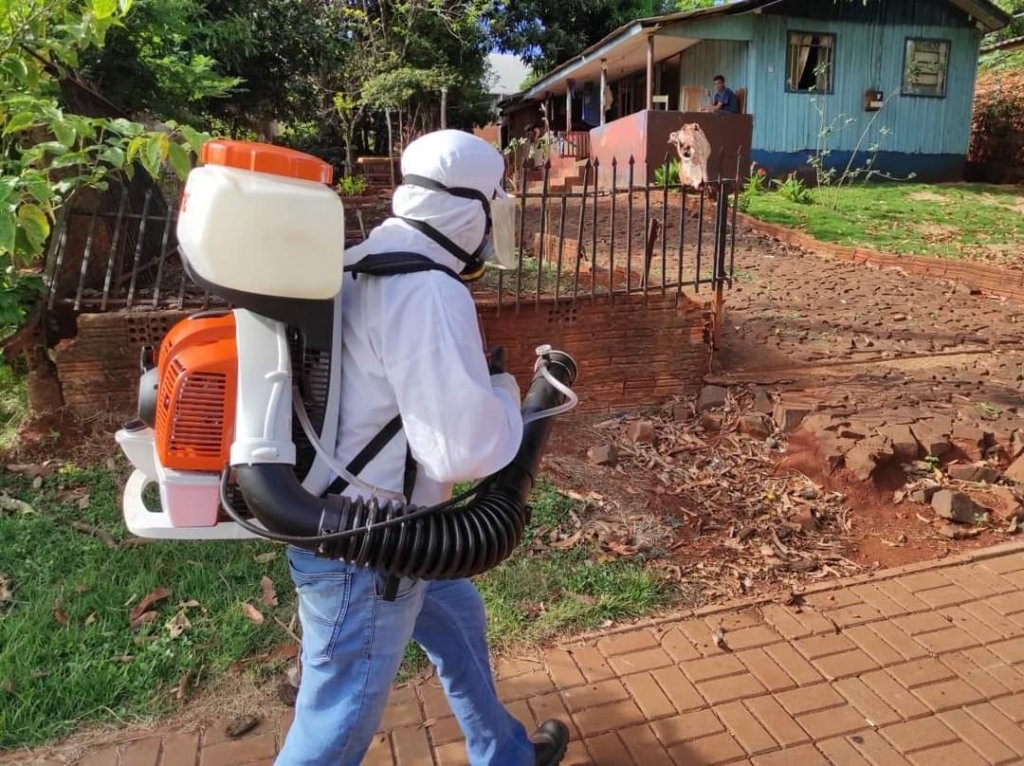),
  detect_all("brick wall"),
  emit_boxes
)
[52,292,712,418]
